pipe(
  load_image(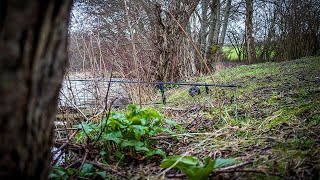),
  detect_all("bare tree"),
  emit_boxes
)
[139,0,200,81]
[0,0,72,178]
